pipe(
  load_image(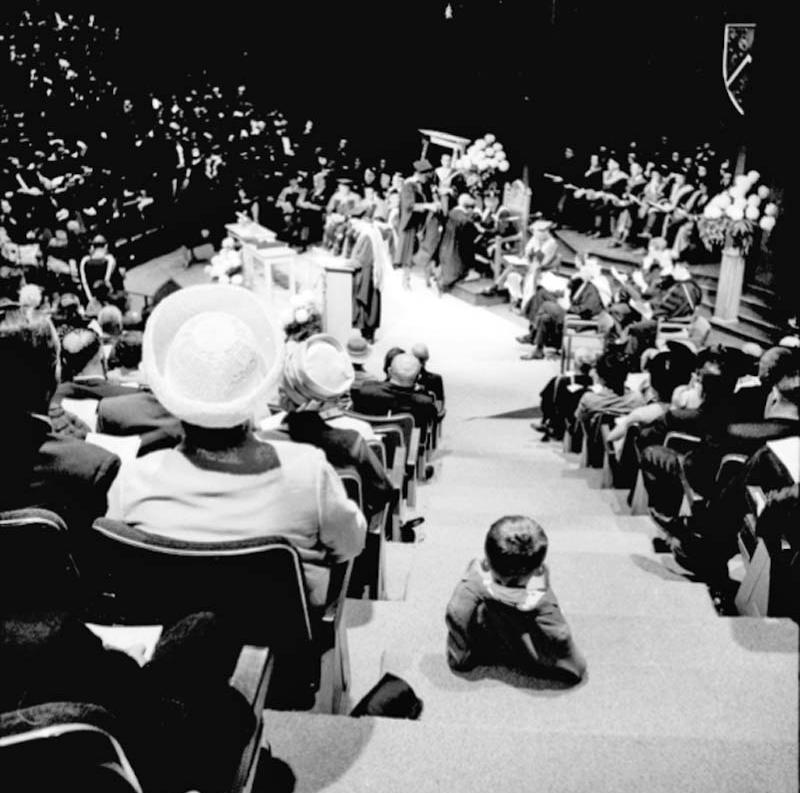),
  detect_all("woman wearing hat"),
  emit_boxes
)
[105,285,366,607]
[259,334,393,522]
